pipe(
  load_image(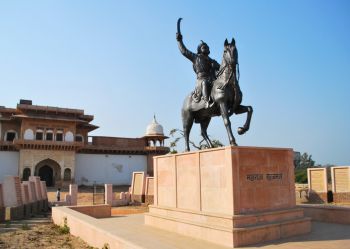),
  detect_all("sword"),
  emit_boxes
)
[177,18,182,35]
